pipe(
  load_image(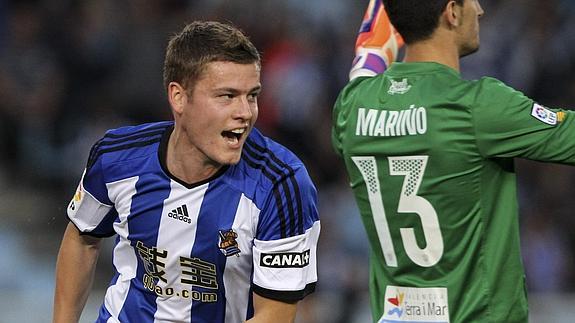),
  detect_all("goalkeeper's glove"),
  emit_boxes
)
[349,0,404,80]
